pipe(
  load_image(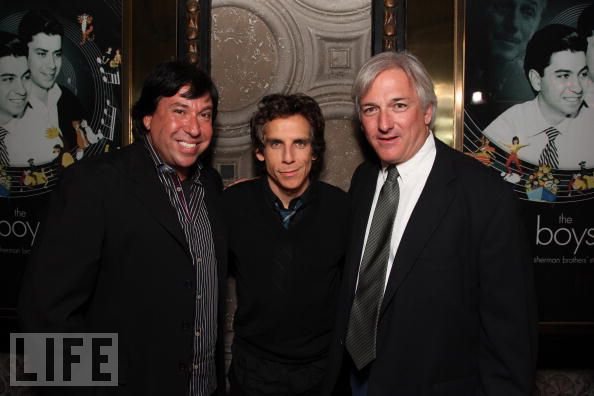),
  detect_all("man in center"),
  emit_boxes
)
[223,93,349,395]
